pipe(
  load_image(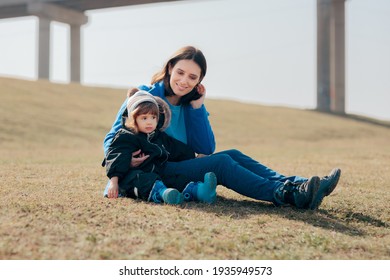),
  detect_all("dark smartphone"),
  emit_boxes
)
[180,85,202,105]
